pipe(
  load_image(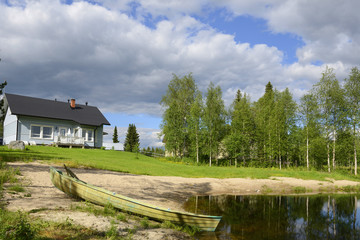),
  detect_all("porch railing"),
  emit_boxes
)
[55,136,85,145]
